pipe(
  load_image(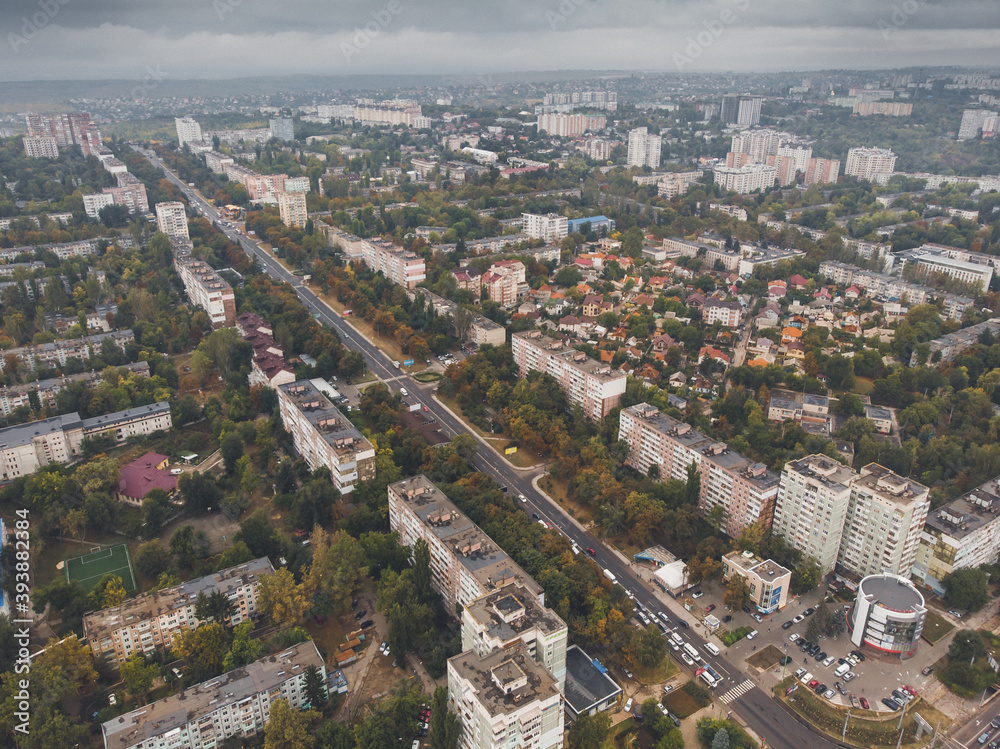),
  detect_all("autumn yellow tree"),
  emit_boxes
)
[258,567,310,627]
[264,699,318,749]
[103,576,128,607]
